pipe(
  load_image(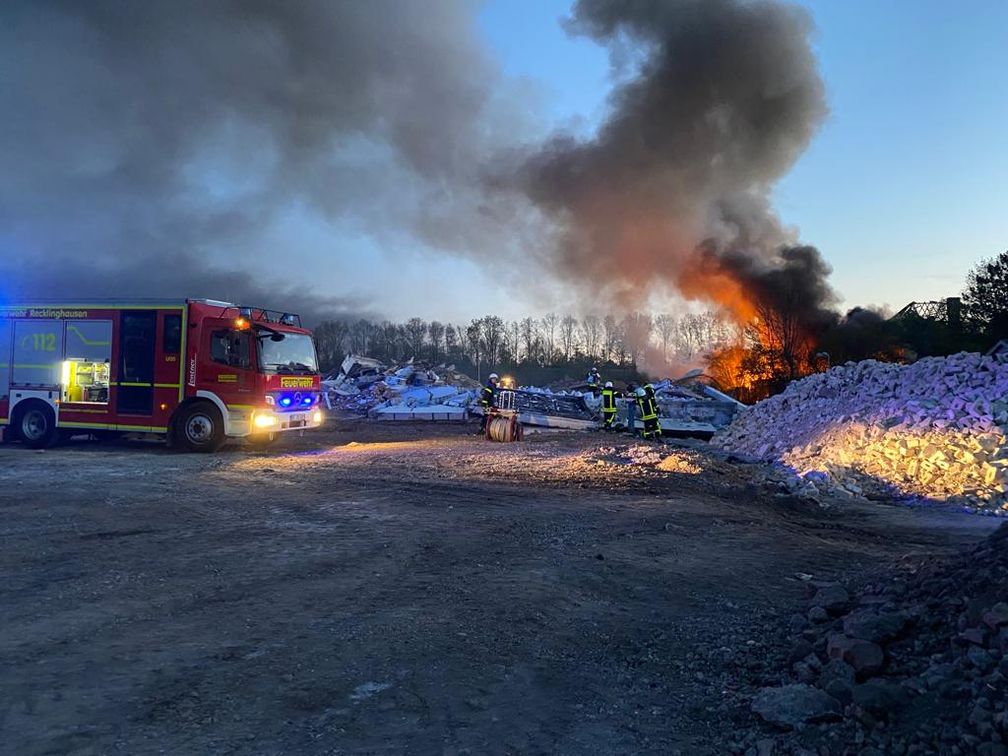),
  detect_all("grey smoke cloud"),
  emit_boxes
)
[0,0,516,319]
